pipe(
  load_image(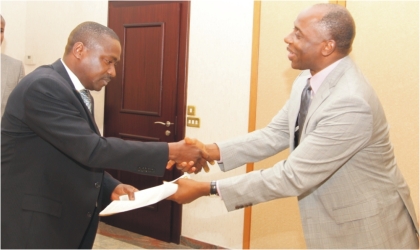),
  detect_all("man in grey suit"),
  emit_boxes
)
[168,3,419,248]
[1,14,25,116]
